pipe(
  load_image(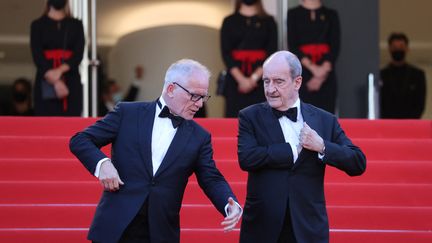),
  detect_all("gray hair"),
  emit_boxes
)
[164,59,211,86]
[264,51,302,79]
